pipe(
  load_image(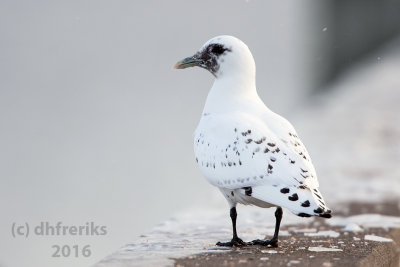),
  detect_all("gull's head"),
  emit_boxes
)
[174,35,255,79]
